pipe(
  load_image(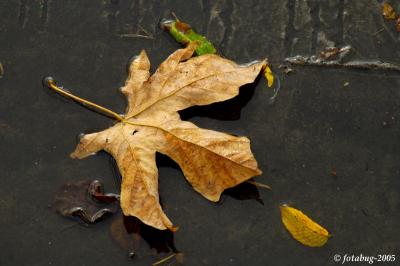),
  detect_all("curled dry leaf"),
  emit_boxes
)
[280,205,330,247]
[71,42,265,230]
